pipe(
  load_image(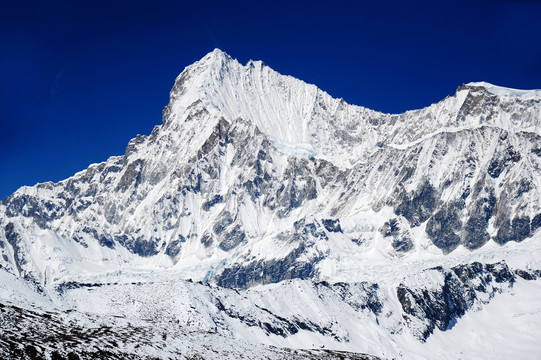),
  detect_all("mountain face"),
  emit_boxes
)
[1,49,541,359]
[1,49,540,286]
